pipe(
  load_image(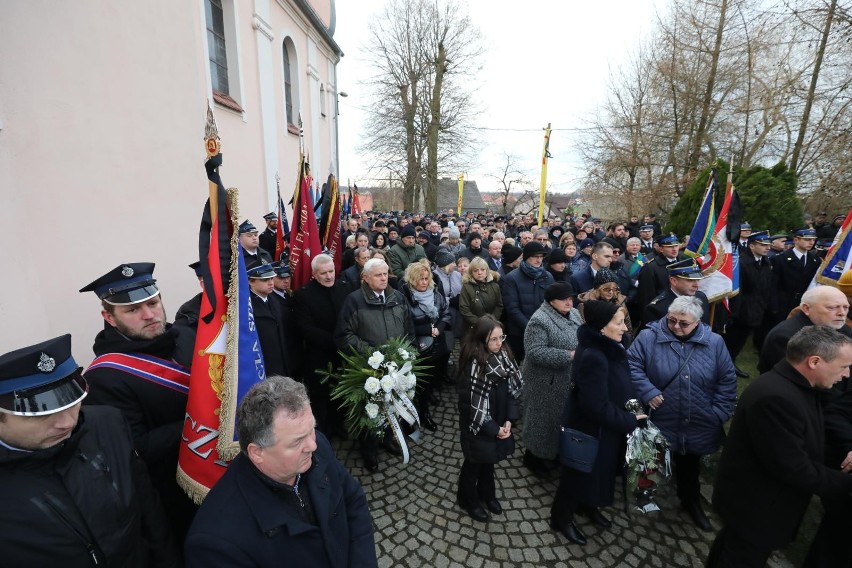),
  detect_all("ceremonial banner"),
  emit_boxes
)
[177,105,266,503]
[289,155,322,290]
[352,184,362,216]
[321,175,343,274]
[538,123,551,227]
[274,175,290,263]
[685,168,717,257]
[815,208,852,286]
[697,169,740,304]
